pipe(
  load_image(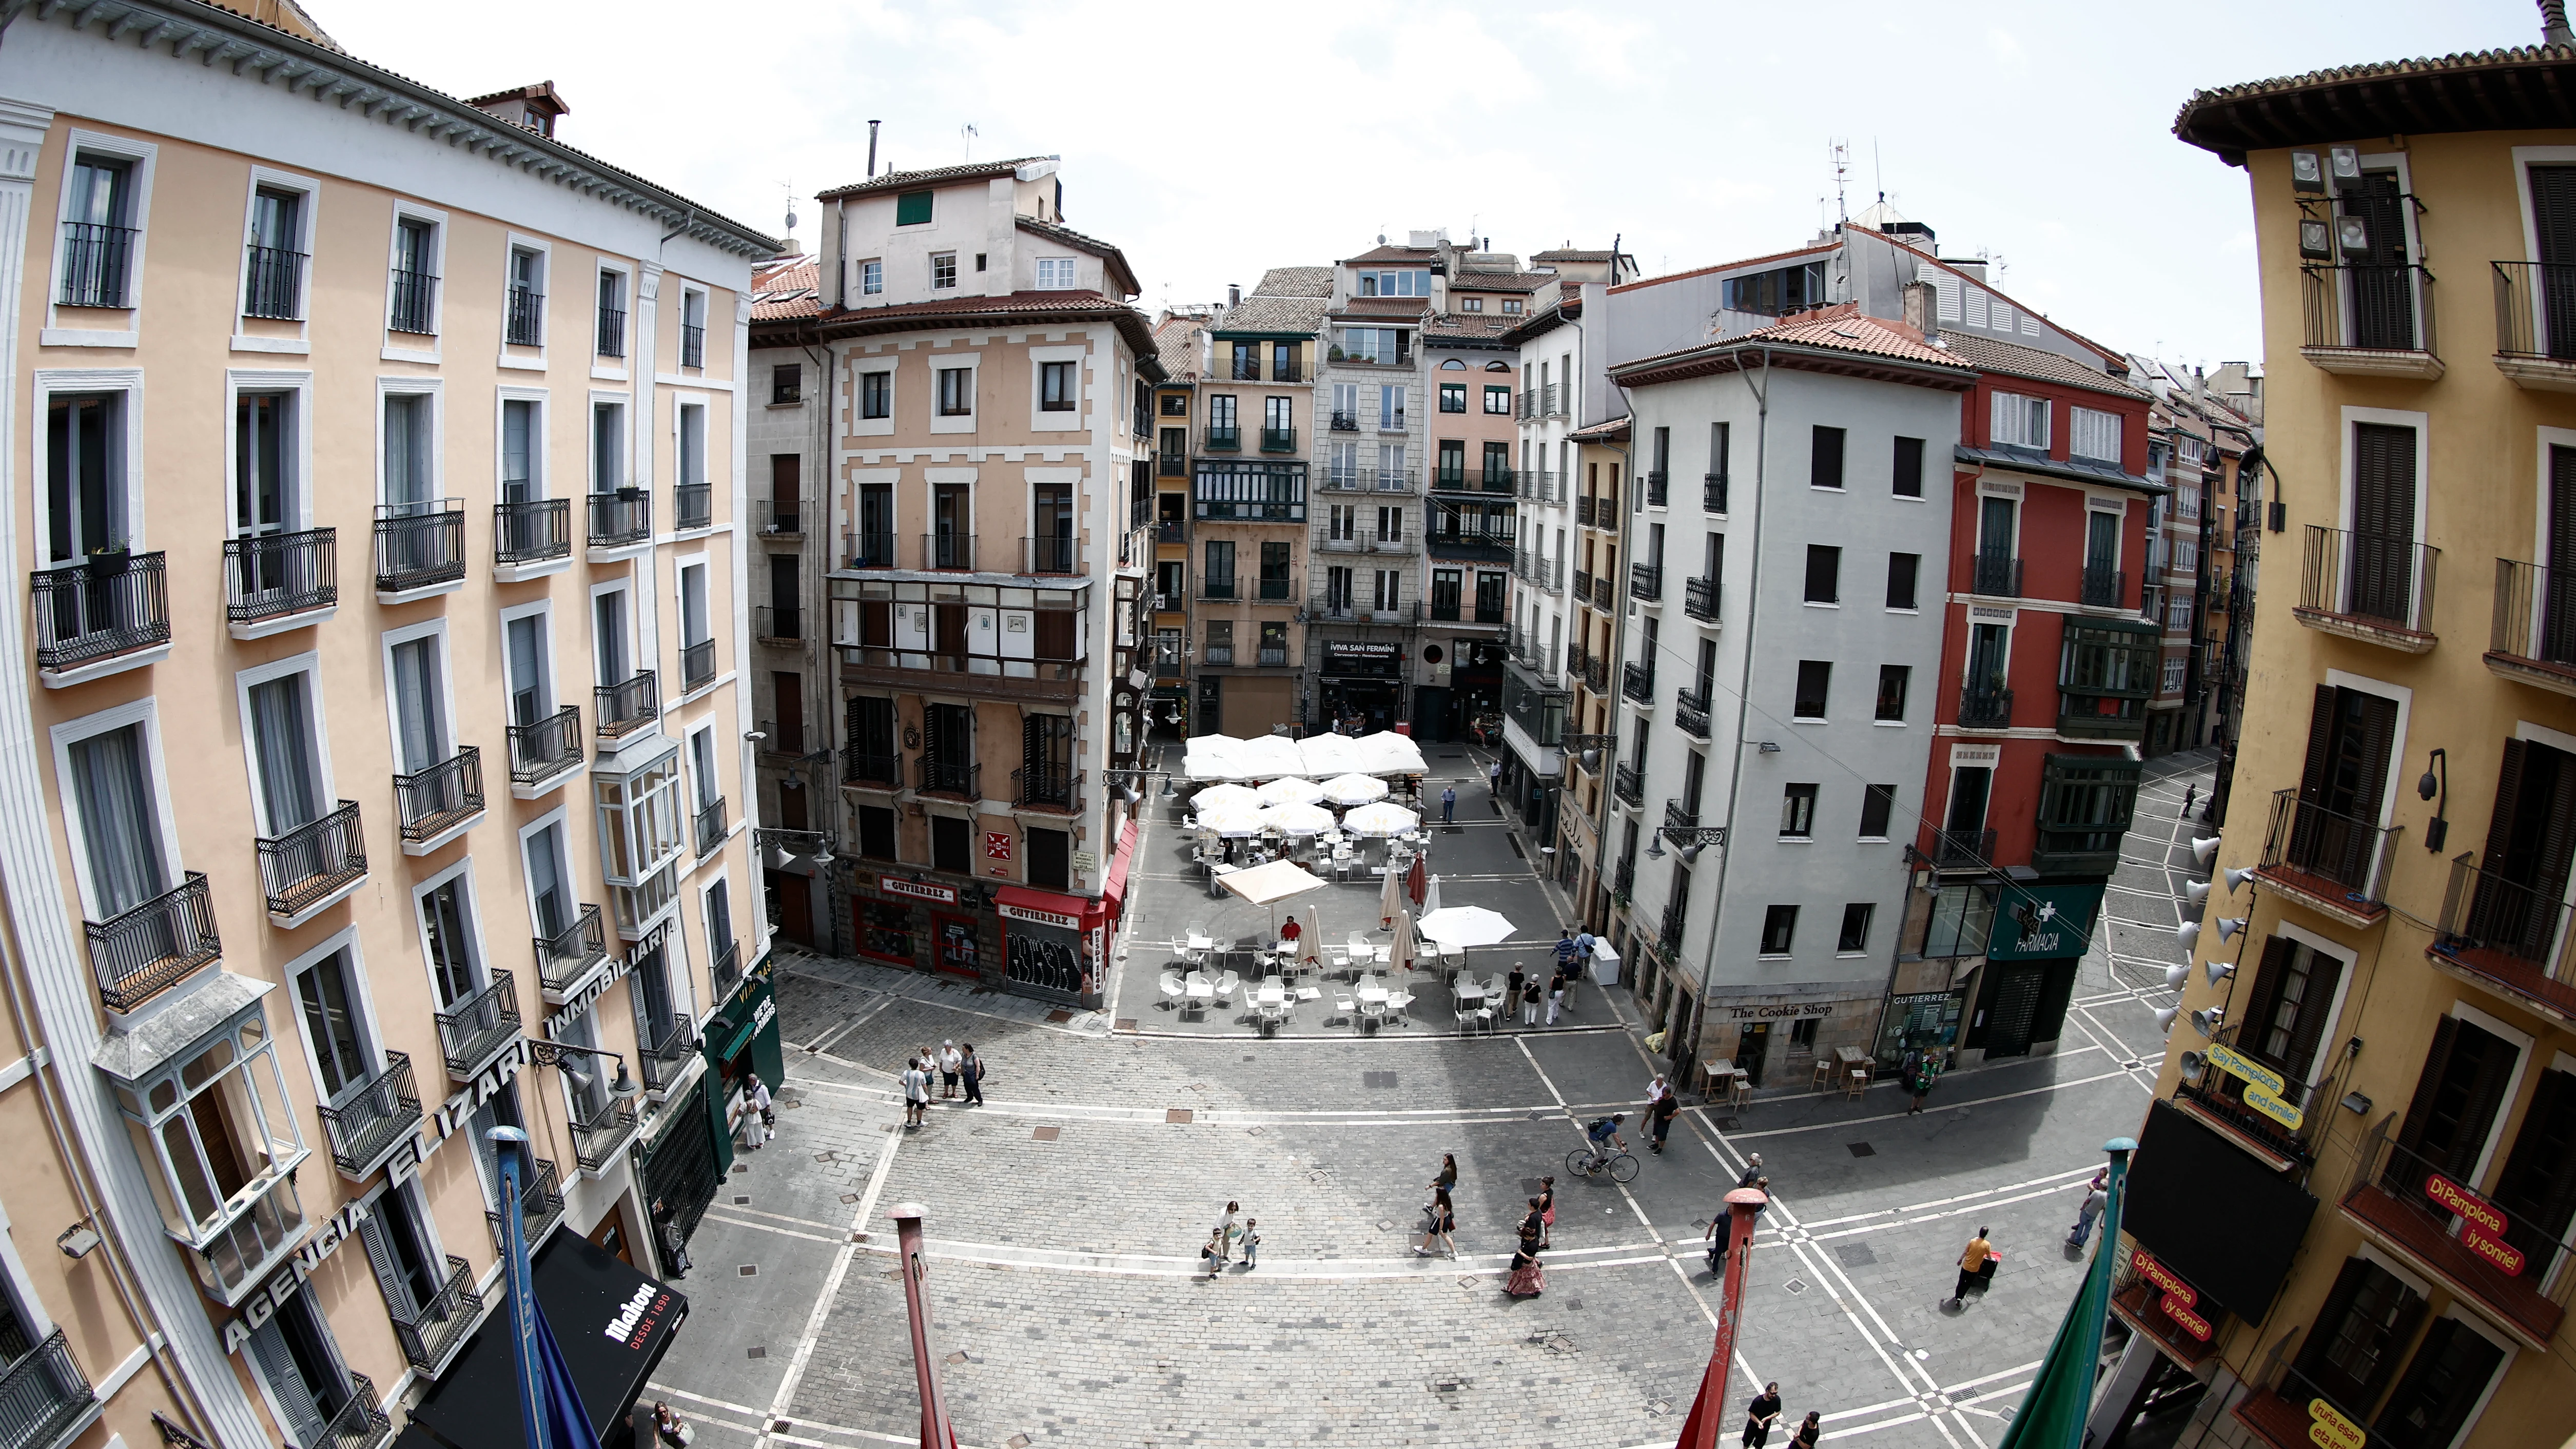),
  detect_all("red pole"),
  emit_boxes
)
[889,1203,961,1449]
[1673,1186,1768,1449]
